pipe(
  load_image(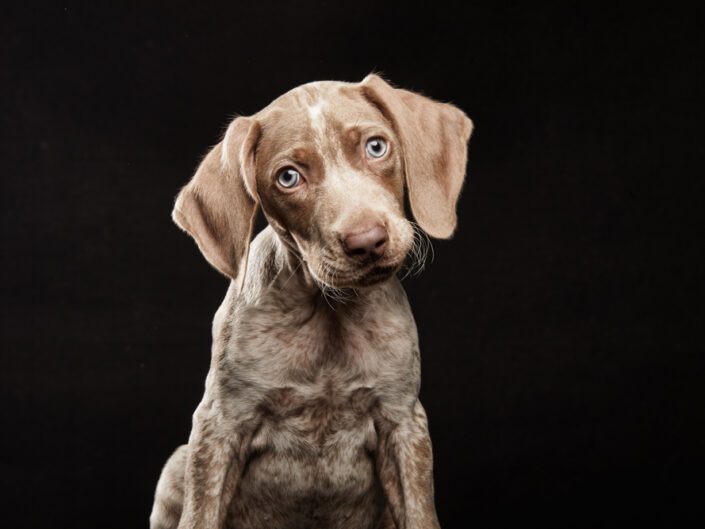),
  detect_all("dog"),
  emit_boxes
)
[150,74,473,529]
